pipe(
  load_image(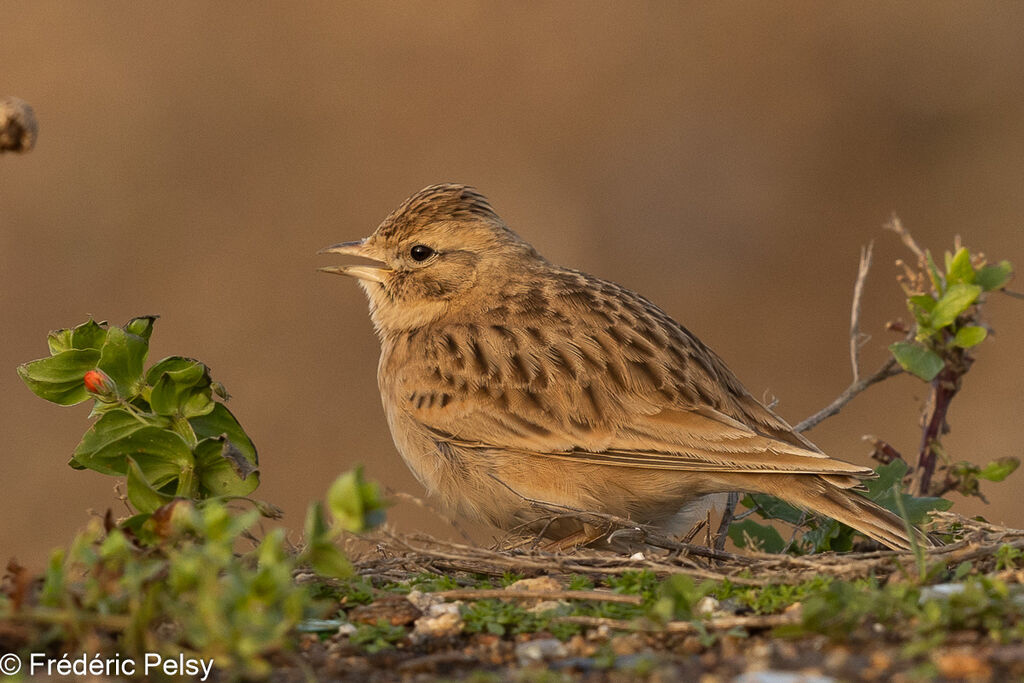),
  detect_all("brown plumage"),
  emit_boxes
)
[320,183,926,551]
